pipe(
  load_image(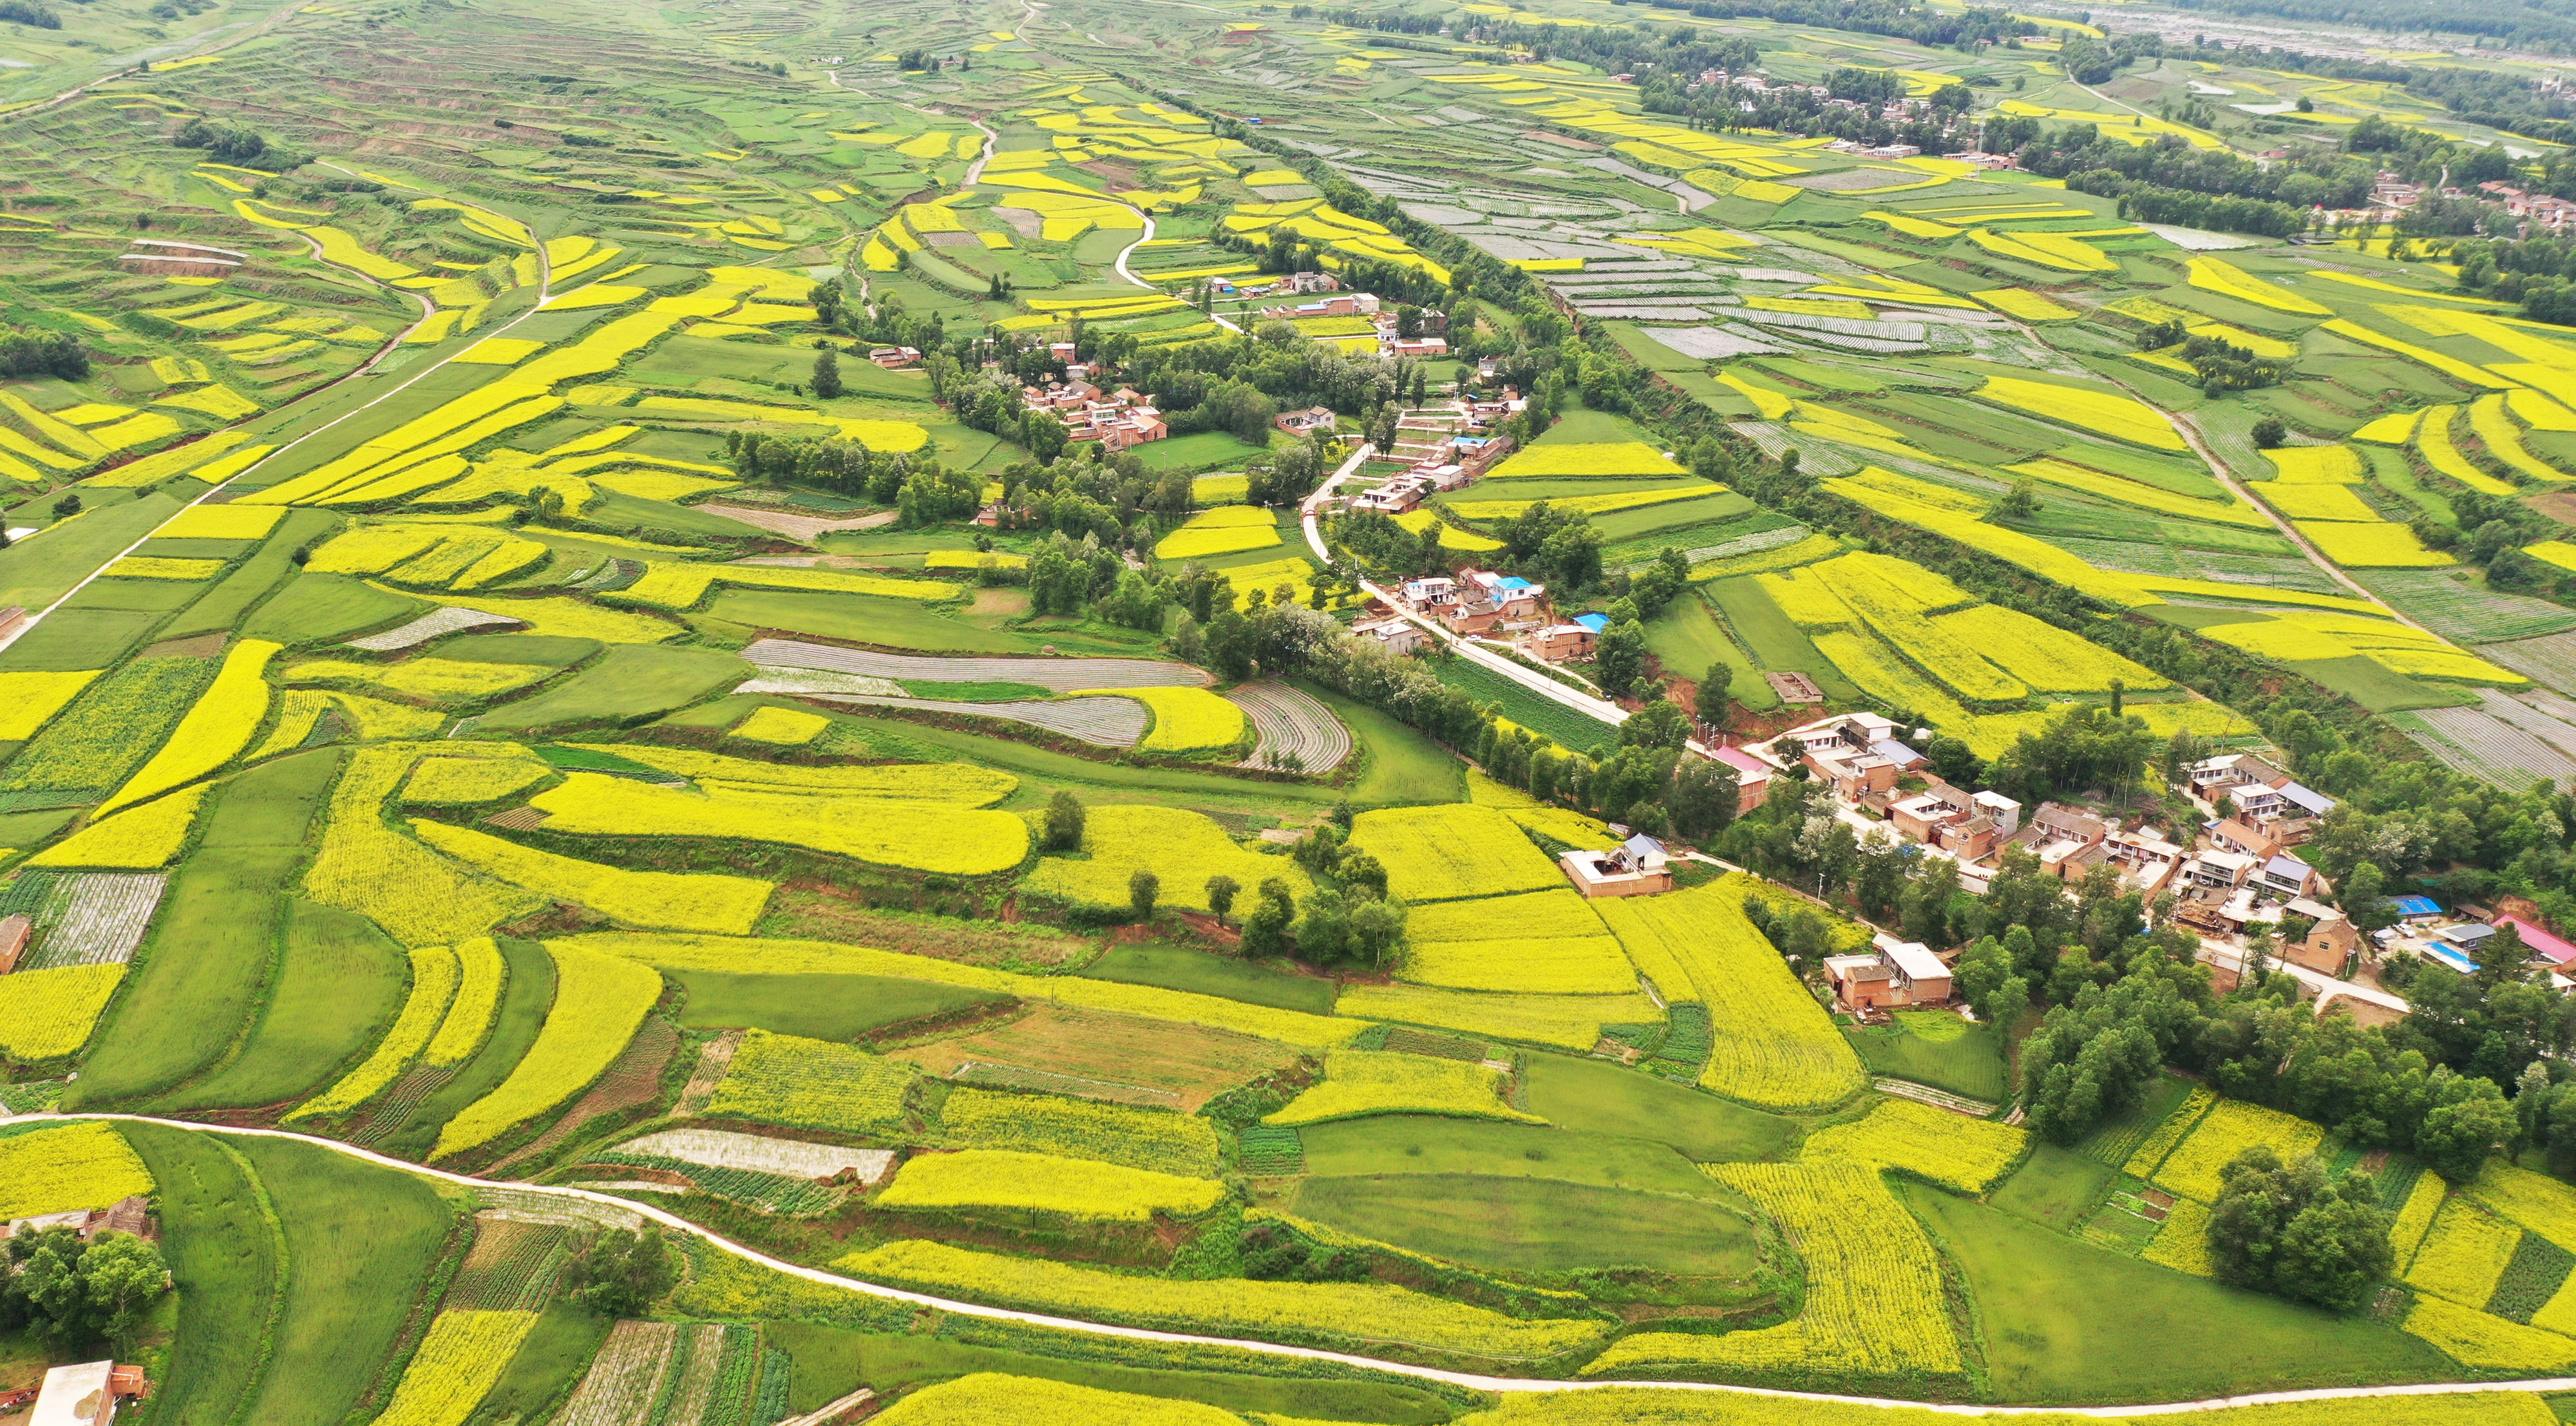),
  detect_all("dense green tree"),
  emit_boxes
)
[2207,1148,2392,1311]
[1043,791,1086,852]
